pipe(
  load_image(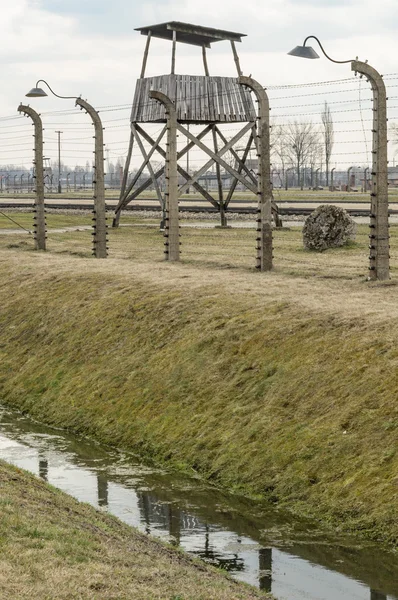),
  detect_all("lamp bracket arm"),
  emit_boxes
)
[303,36,354,64]
[35,80,77,100]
